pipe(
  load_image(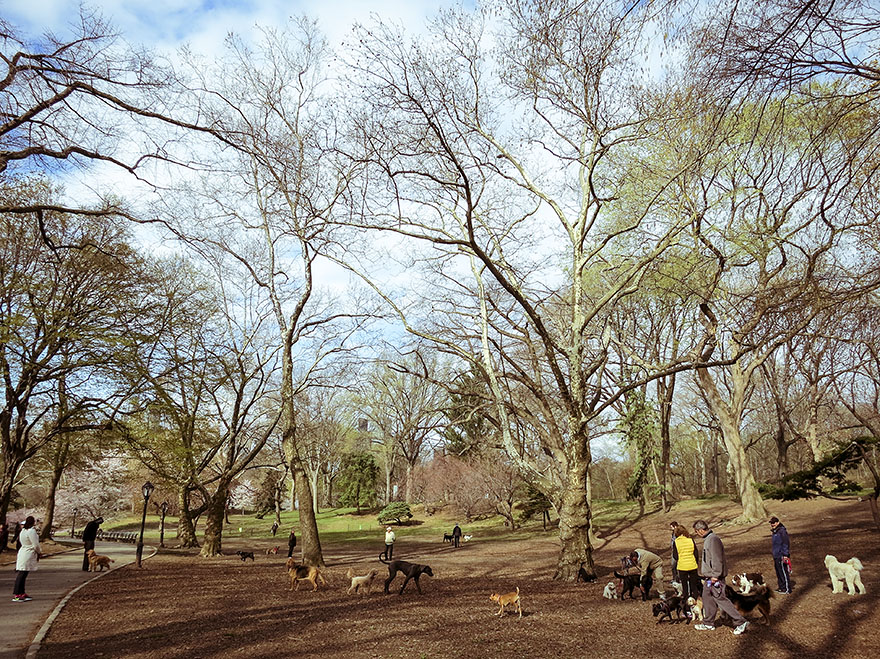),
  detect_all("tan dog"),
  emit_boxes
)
[266,546,279,555]
[346,568,379,595]
[86,549,114,572]
[489,586,522,618]
[687,596,703,622]
[287,560,327,591]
